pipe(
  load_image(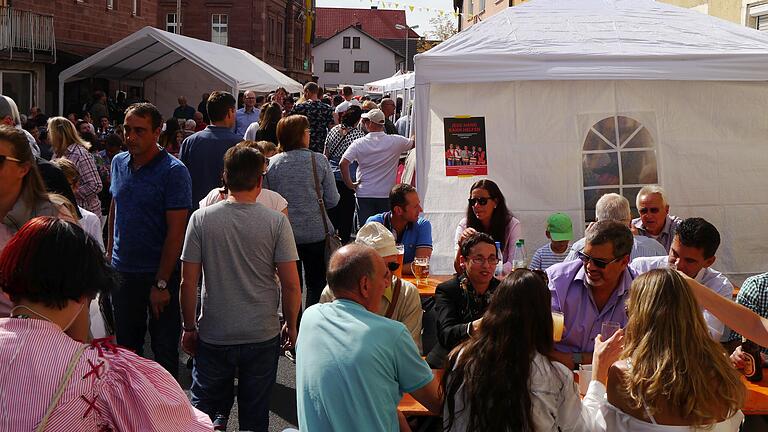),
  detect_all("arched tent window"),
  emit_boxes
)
[582,115,658,222]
